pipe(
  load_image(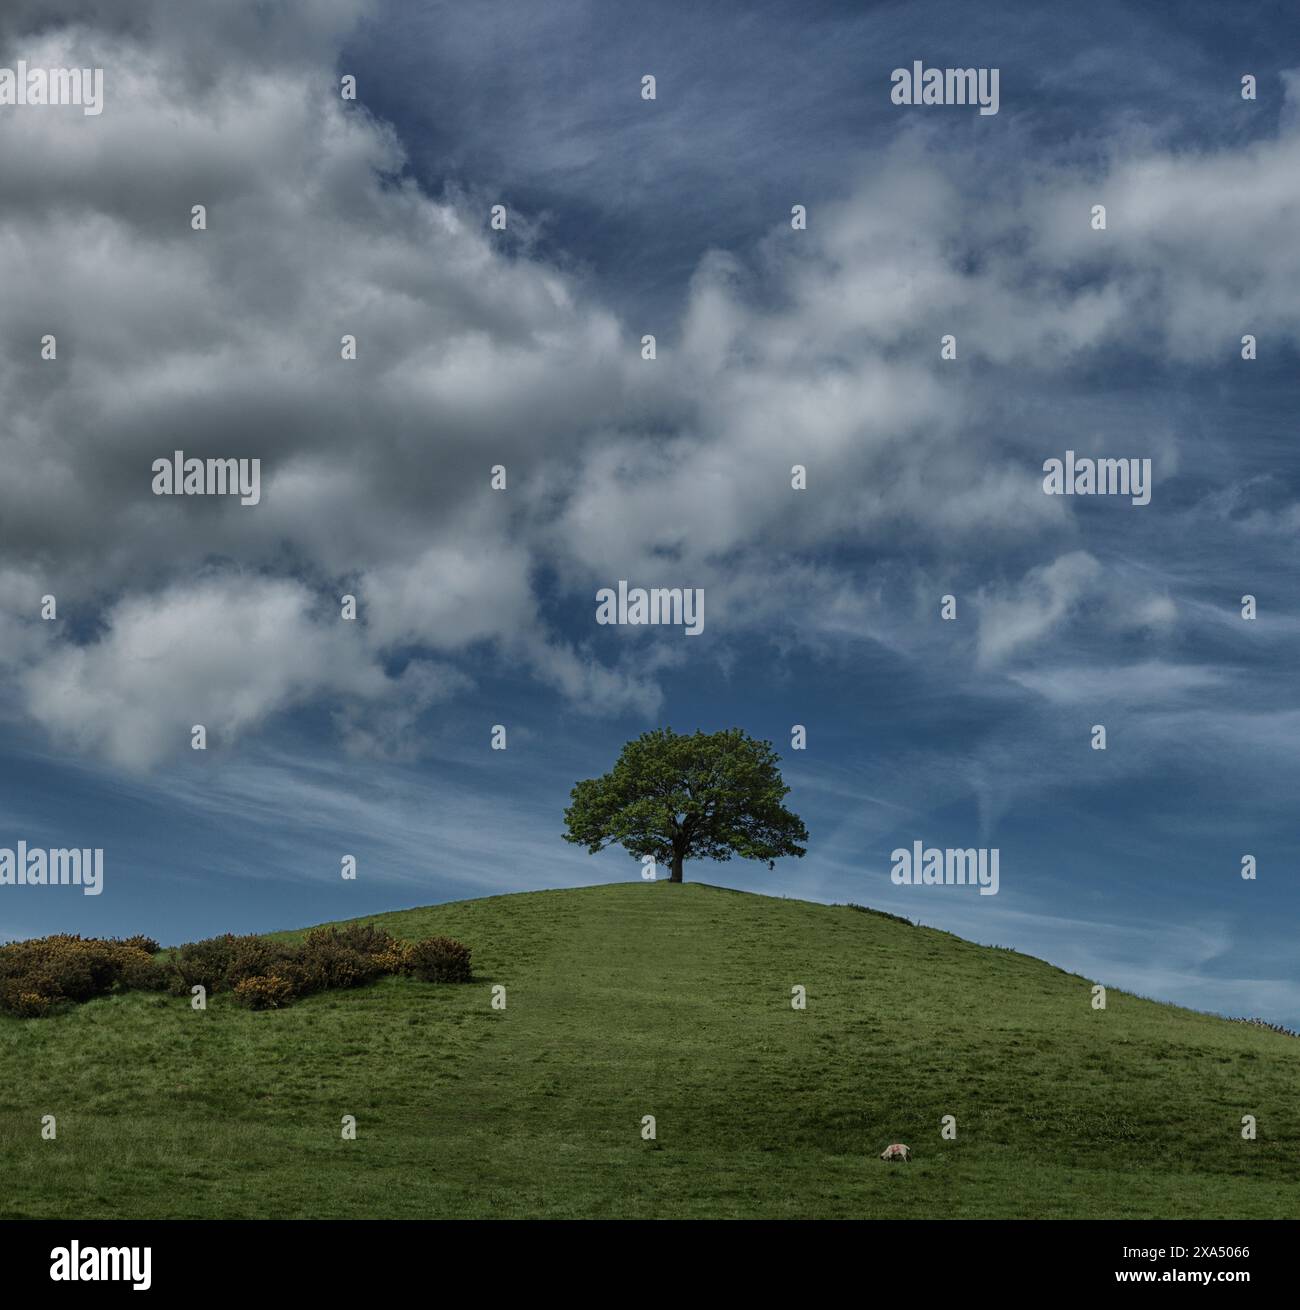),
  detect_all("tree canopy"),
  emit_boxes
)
[562,727,808,882]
